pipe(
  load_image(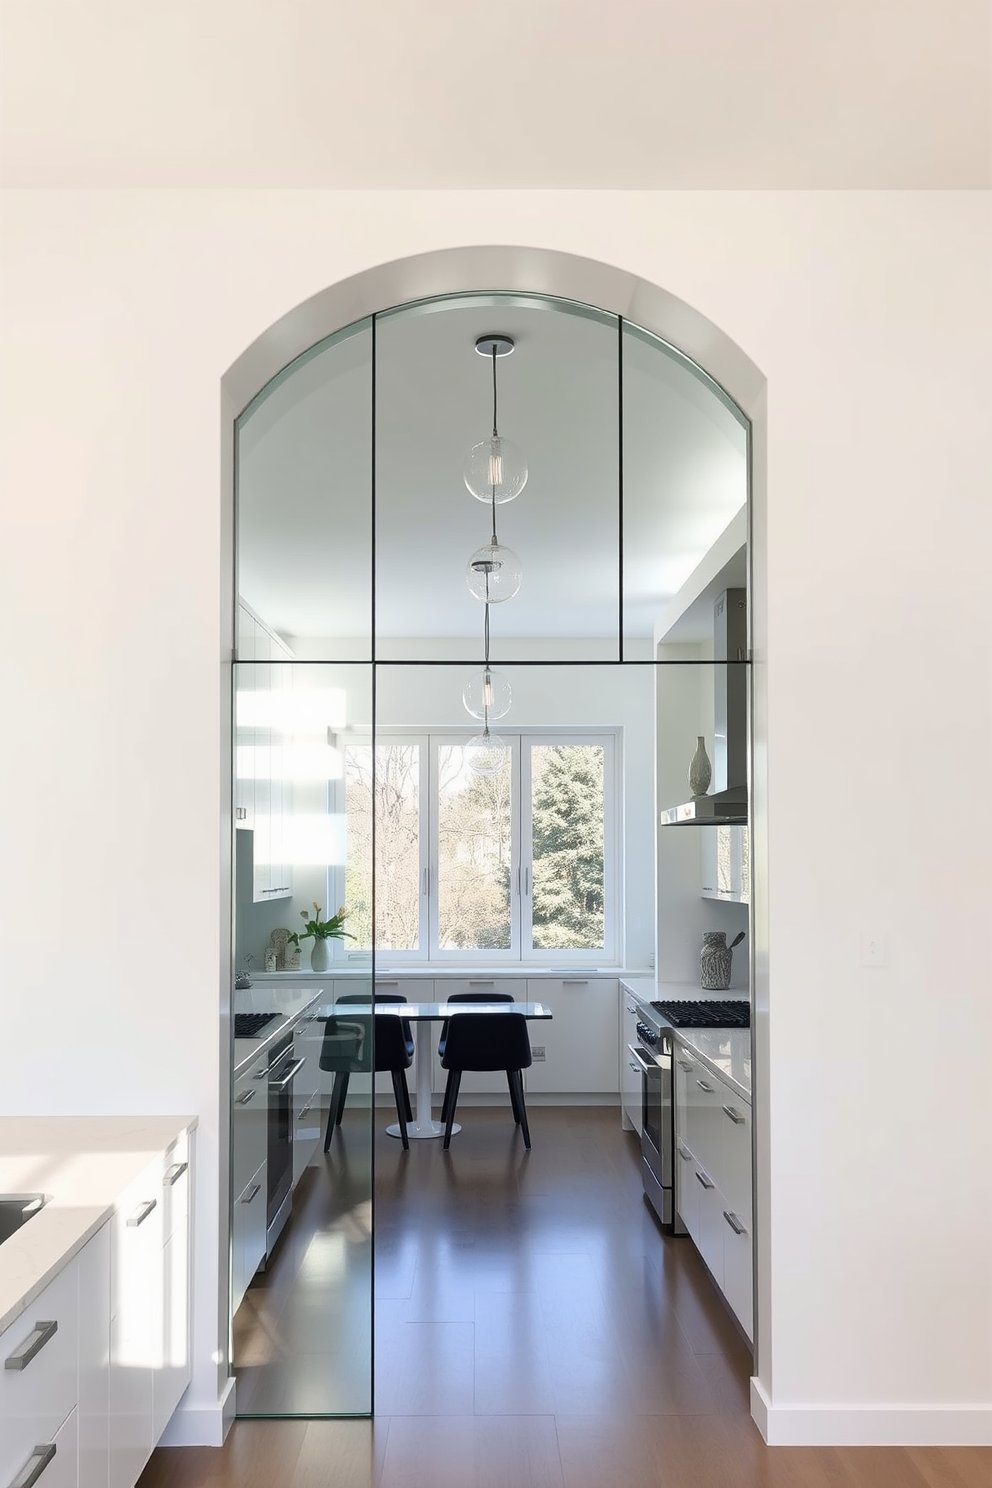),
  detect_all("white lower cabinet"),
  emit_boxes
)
[673,1038,753,1344]
[0,1256,79,1488]
[110,1134,193,1488]
[1,1128,191,1488]
[524,978,619,1094]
